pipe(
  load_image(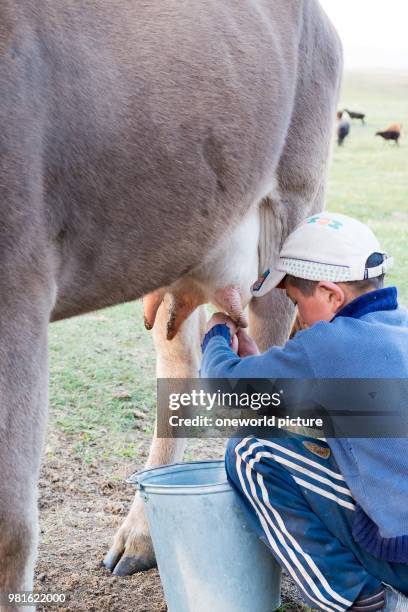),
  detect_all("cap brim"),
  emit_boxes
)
[250,269,286,297]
